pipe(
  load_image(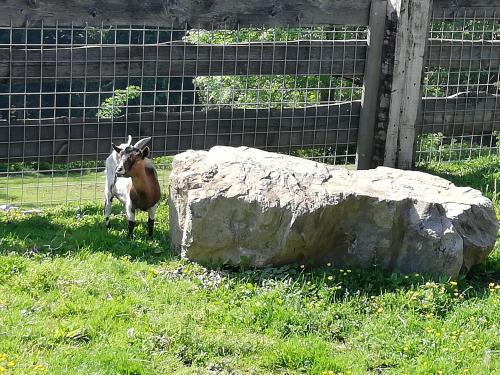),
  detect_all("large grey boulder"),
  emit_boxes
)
[169,146,498,276]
